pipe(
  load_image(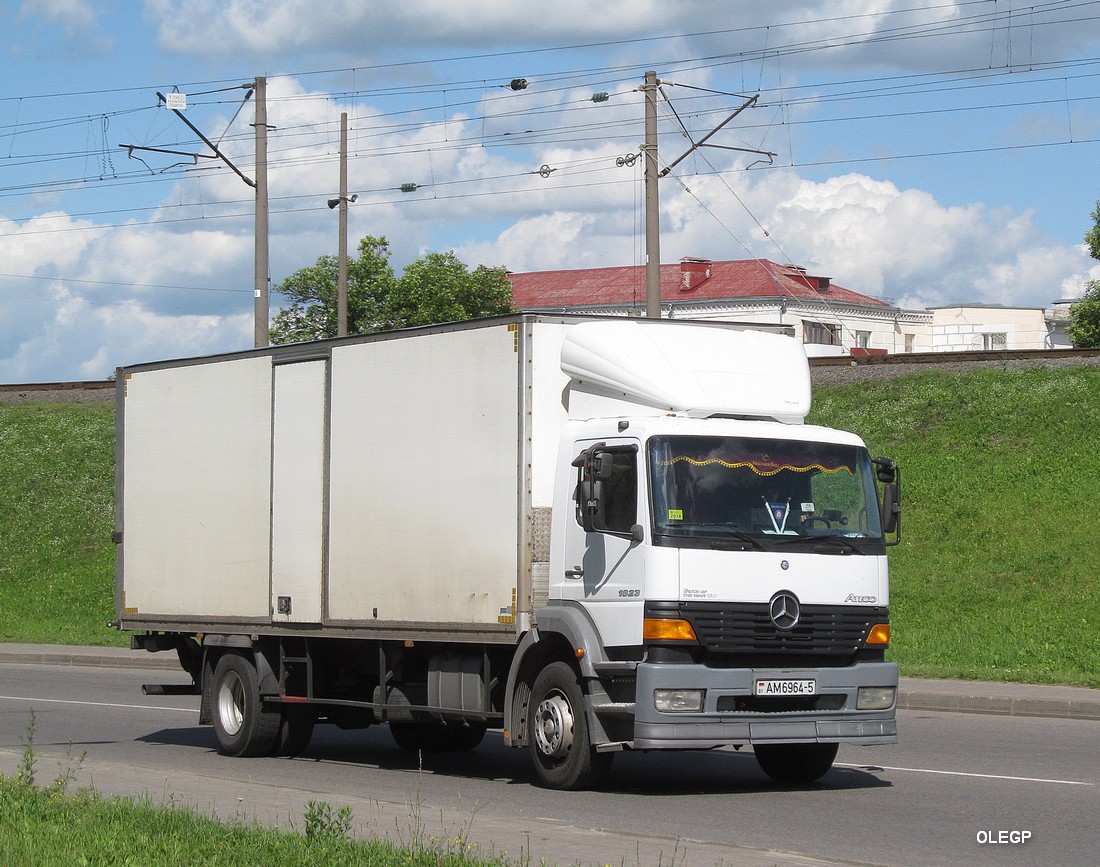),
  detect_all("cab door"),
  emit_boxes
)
[560,439,645,647]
